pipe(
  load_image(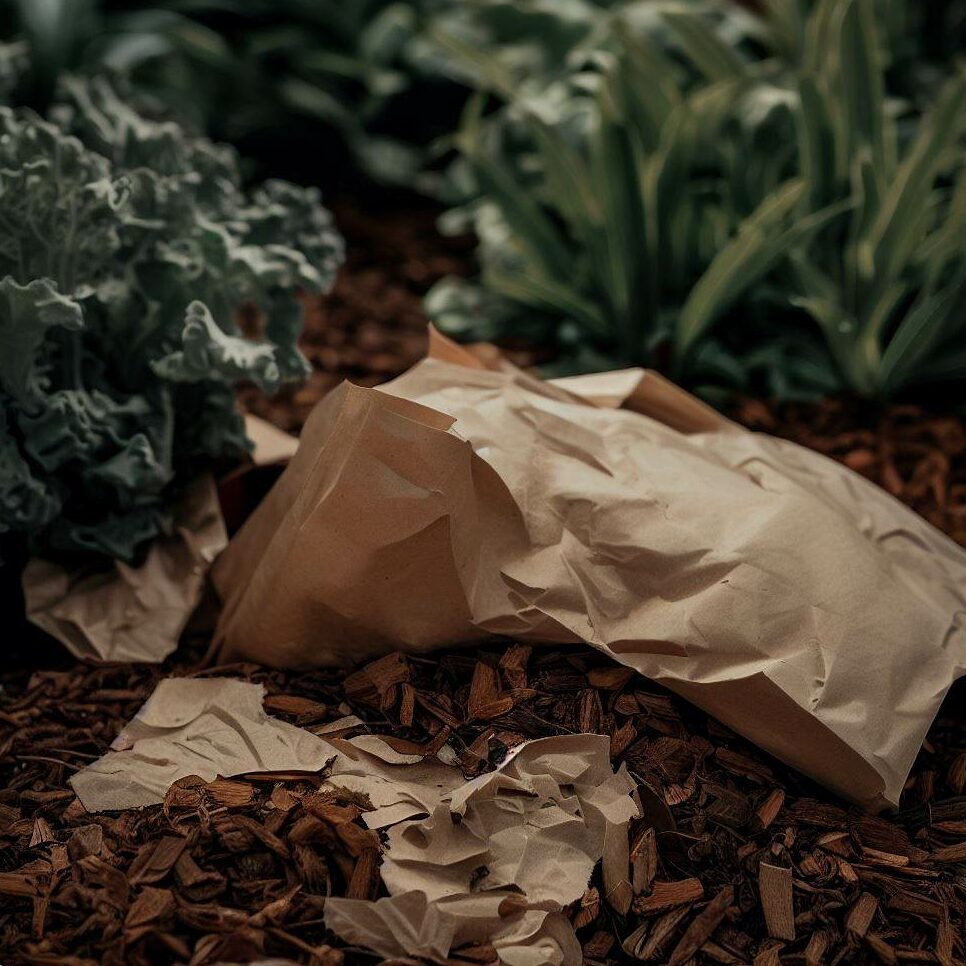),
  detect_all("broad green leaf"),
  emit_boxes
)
[677,180,805,356]
[678,184,853,360]
[484,264,609,339]
[661,10,749,83]
[837,0,888,183]
[859,71,966,285]
[796,76,836,209]
[880,273,966,391]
